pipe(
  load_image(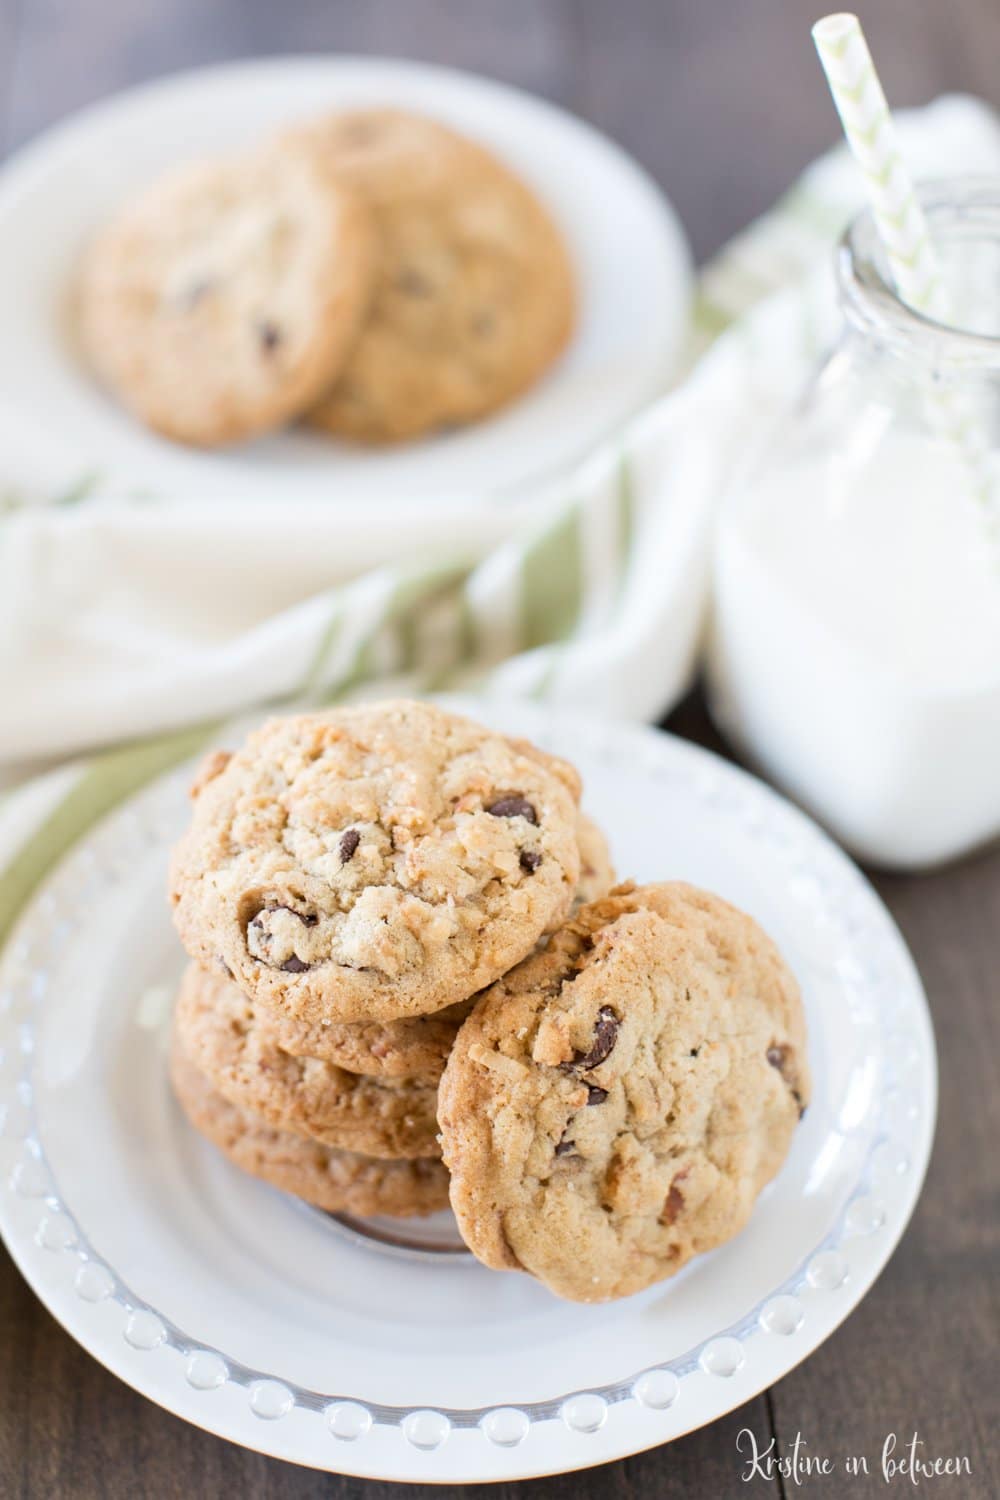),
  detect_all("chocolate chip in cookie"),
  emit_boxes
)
[660,1169,689,1227]
[567,1006,620,1072]
[339,828,361,863]
[487,794,538,823]
[257,319,283,354]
